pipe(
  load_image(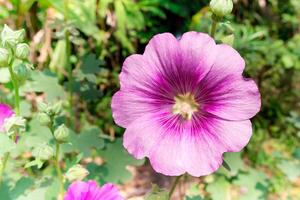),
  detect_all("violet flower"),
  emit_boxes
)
[64,180,123,200]
[0,103,14,132]
[111,32,261,176]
